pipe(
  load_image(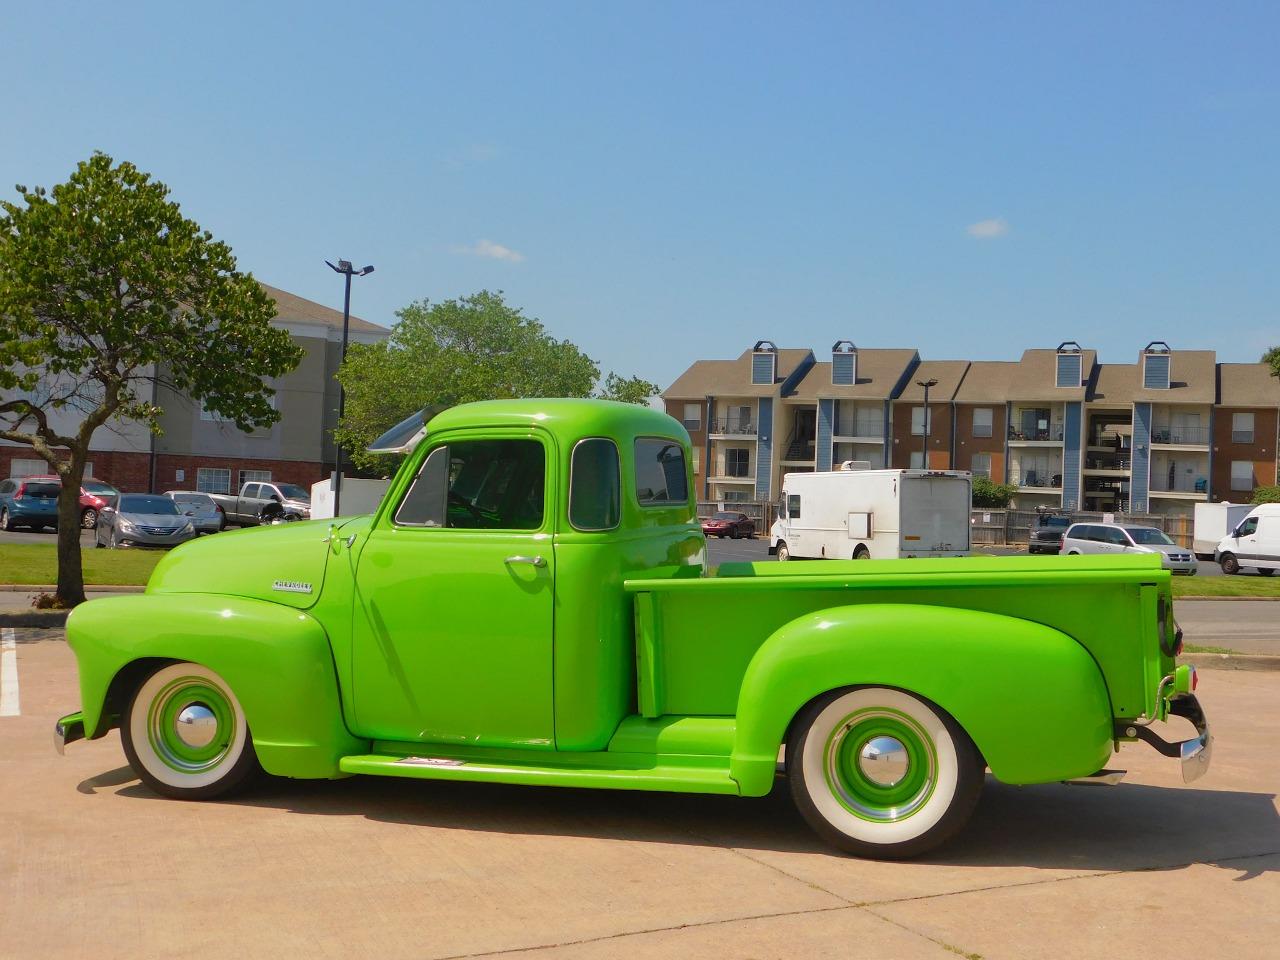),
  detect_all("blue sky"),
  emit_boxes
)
[3,2,1277,388]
